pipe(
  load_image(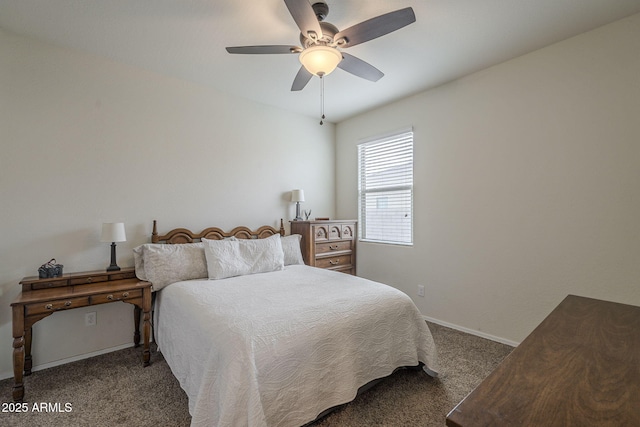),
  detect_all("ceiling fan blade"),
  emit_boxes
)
[334,7,416,48]
[337,52,384,82]
[226,45,300,54]
[284,0,323,39]
[291,66,313,91]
